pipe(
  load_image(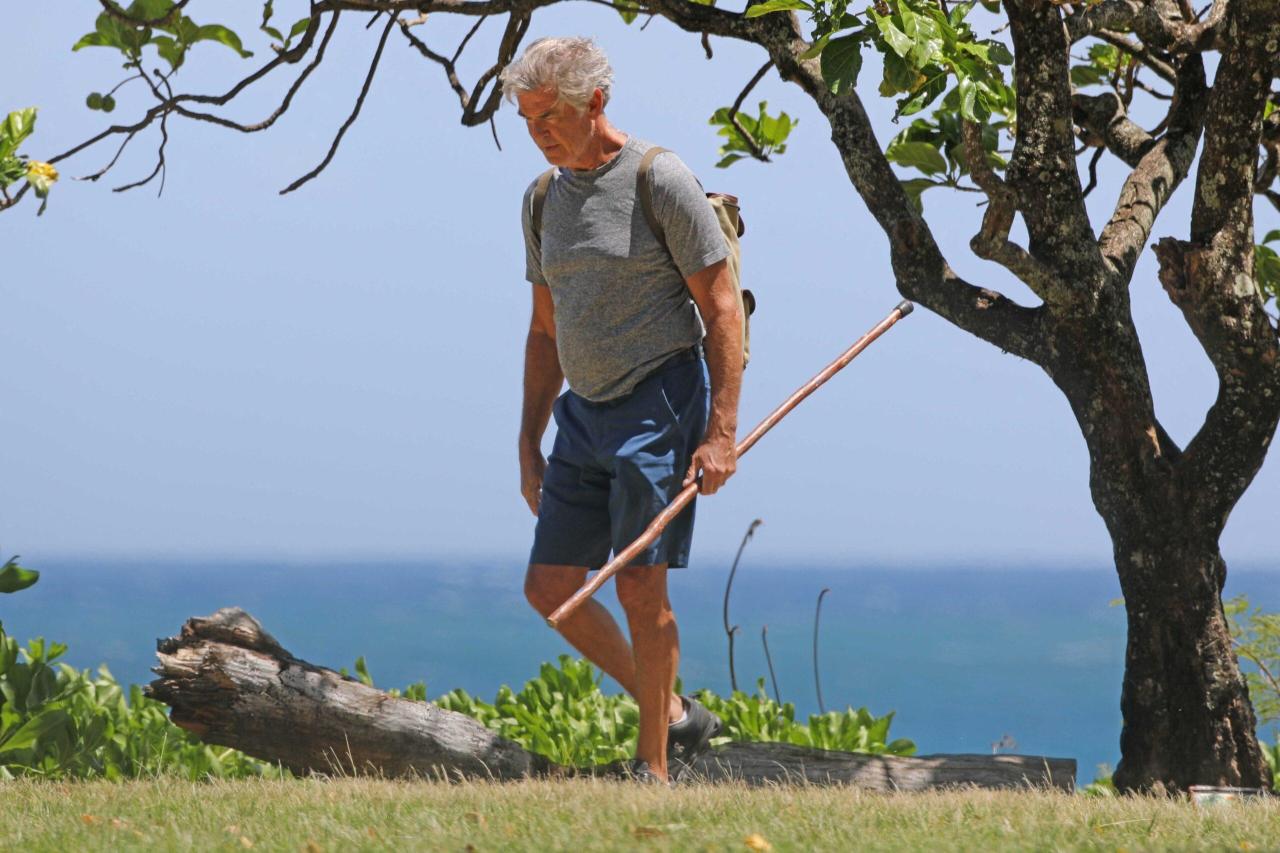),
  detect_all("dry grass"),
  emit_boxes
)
[3,776,1278,851]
